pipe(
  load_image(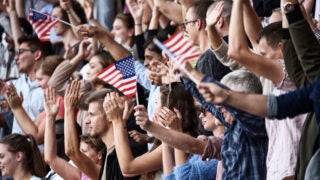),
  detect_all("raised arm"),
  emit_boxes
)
[44,87,81,180]
[104,93,162,176]
[6,0,23,51]
[6,83,44,144]
[77,24,131,60]
[64,80,100,179]
[206,1,242,71]
[135,105,206,156]
[154,0,183,24]
[228,0,284,85]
